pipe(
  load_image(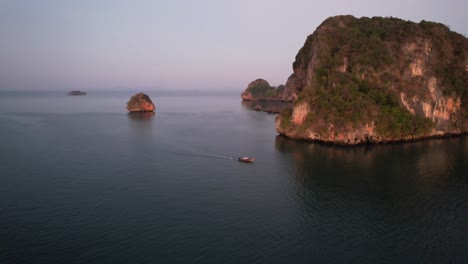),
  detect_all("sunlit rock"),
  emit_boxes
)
[127,93,155,113]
